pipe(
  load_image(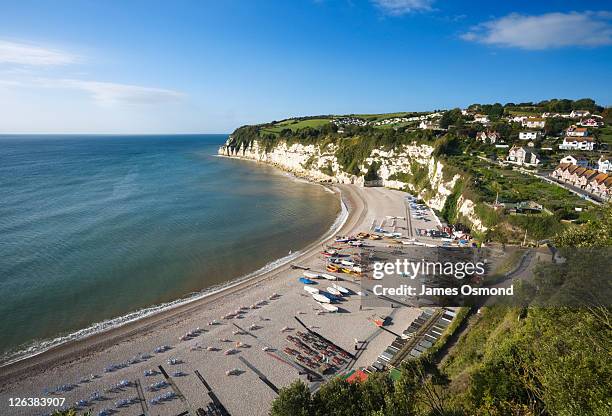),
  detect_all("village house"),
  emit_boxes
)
[510,115,527,124]
[475,131,501,144]
[522,117,546,129]
[578,118,602,127]
[560,155,589,168]
[419,120,440,130]
[519,131,541,141]
[570,110,590,118]
[559,136,596,151]
[551,164,612,201]
[473,114,489,124]
[506,146,540,166]
[565,125,589,137]
[598,156,611,173]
